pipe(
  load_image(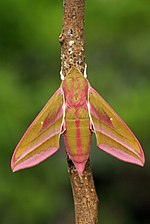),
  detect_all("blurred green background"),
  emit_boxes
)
[0,0,150,223]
